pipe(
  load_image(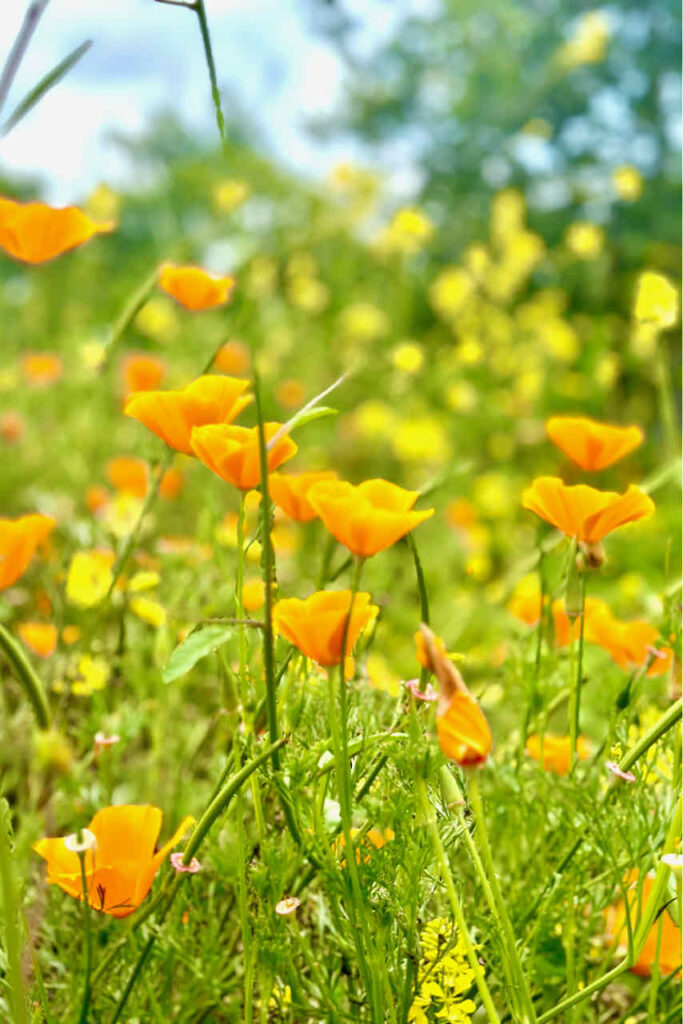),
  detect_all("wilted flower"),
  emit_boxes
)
[34,805,193,917]
[605,761,635,783]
